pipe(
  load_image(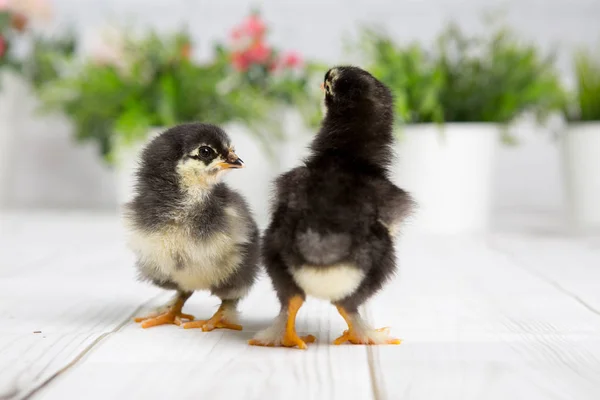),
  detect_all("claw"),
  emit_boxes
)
[134,293,194,329]
[248,296,316,350]
[182,300,242,332]
[135,310,195,329]
[334,306,401,345]
[183,319,242,332]
[248,334,316,349]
